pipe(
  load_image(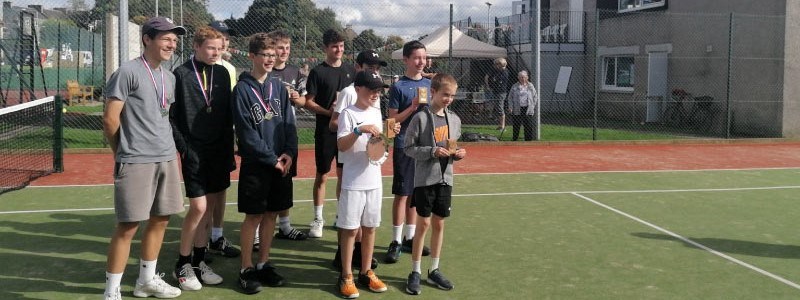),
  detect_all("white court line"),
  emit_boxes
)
[3,185,800,215]
[26,167,800,189]
[571,192,800,291]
